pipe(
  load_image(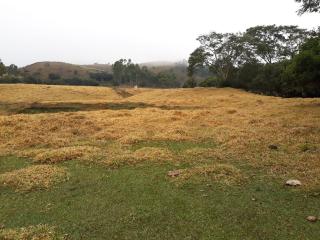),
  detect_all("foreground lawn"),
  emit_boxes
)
[1,85,319,239]
[1,156,319,240]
